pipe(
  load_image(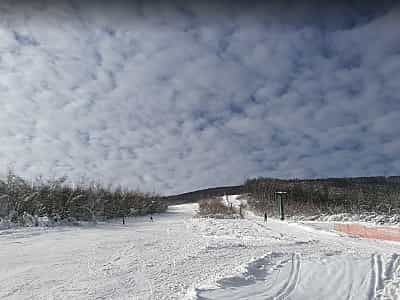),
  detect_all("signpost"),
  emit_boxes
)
[275,191,288,220]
